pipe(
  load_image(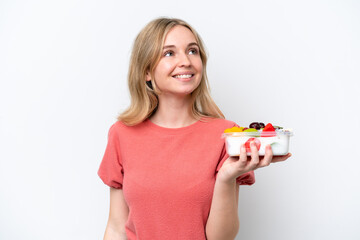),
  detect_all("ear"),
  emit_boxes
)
[146,71,151,82]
